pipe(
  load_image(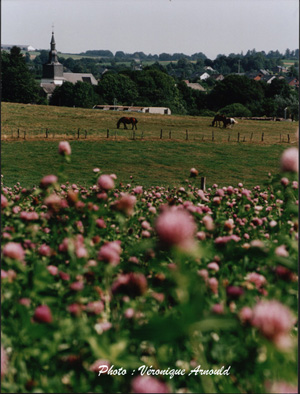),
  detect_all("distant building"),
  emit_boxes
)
[63,72,98,85]
[272,65,288,74]
[199,72,210,80]
[1,44,36,52]
[40,32,97,100]
[210,74,225,81]
[204,66,215,72]
[41,32,64,86]
[93,105,171,115]
[286,77,299,88]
